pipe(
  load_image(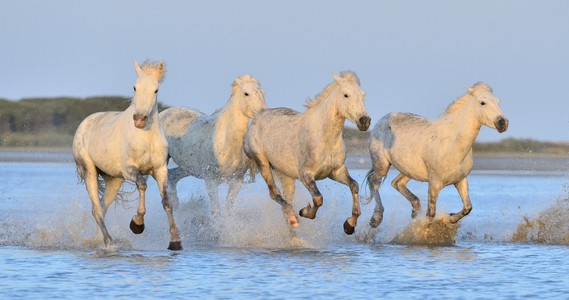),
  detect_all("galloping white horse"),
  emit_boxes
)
[366,82,508,228]
[244,71,371,235]
[73,61,182,250]
[159,75,266,211]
